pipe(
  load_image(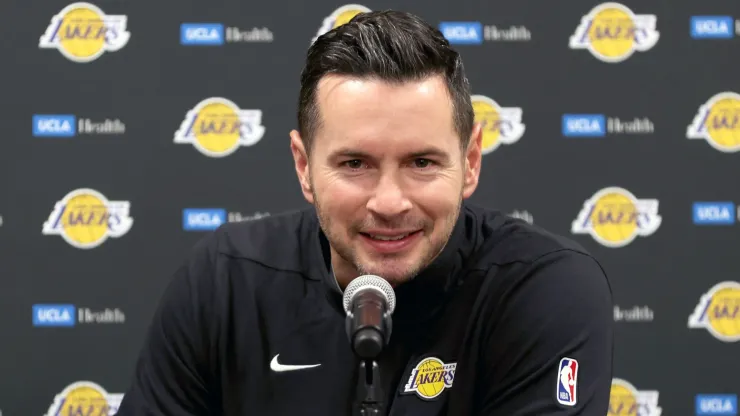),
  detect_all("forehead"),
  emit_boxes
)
[313,75,459,155]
